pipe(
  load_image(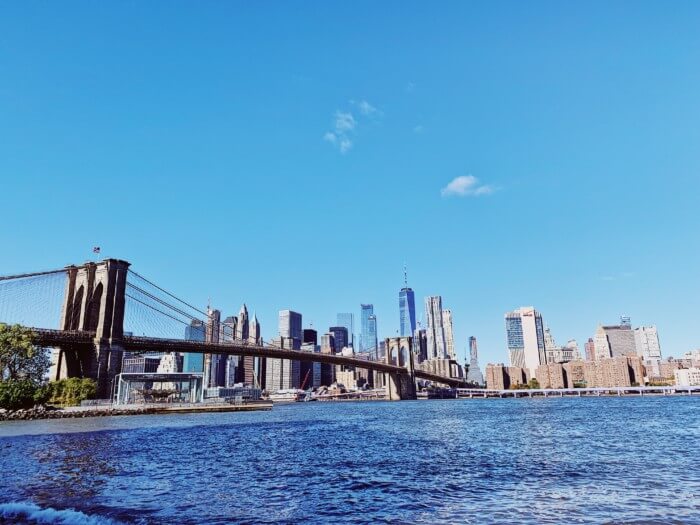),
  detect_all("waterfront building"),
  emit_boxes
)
[506,366,528,387]
[182,319,205,373]
[425,296,447,360]
[583,356,645,387]
[443,309,455,360]
[536,363,566,389]
[659,359,684,381]
[584,338,595,361]
[336,313,354,348]
[595,321,637,359]
[399,282,417,337]
[674,368,700,387]
[505,306,545,377]
[634,326,662,377]
[466,336,484,385]
[594,326,611,360]
[122,355,161,374]
[329,326,349,354]
[360,304,378,356]
[563,360,586,388]
[485,364,506,390]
